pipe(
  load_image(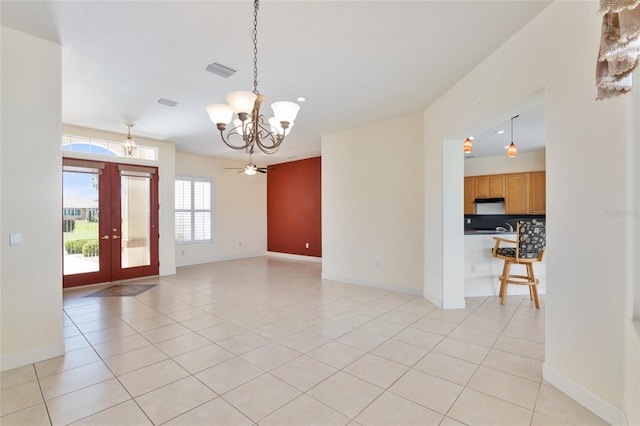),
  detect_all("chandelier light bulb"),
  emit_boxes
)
[268,117,293,135]
[206,104,232,126]
[225,91,258,115]
[271,101,300,124]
